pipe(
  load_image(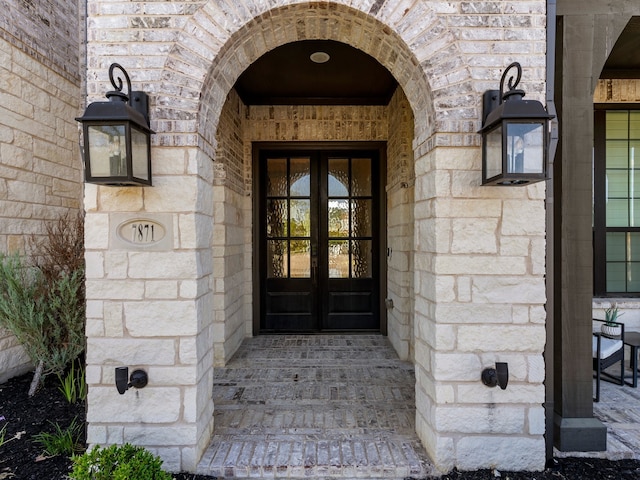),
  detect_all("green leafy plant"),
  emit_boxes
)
[0,212,85,396]
[58,361,87,404]
[0,419,6,447]
[33,417,83,457]
[0,254,85,395]
[70,443,173,480]
[605,303,624,326]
